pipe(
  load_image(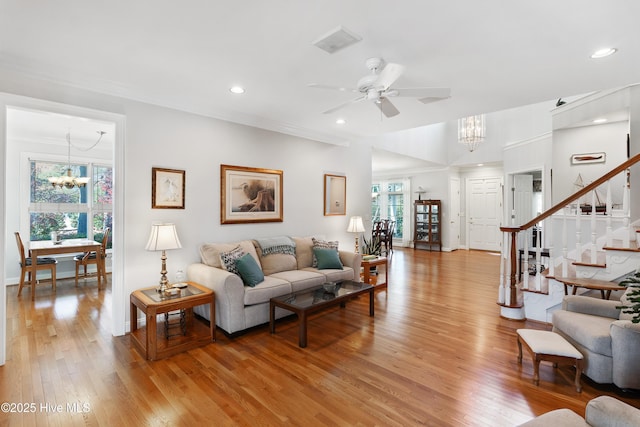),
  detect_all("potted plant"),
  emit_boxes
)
[618,271,640,323]
[361,234,382,257]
